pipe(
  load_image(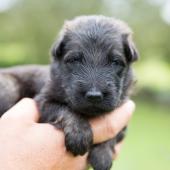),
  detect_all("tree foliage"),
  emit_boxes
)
[0,0,170,93]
